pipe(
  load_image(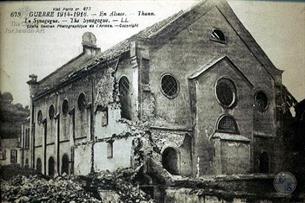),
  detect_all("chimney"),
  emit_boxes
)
[82,32,101,56]
[27,74,38,85]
